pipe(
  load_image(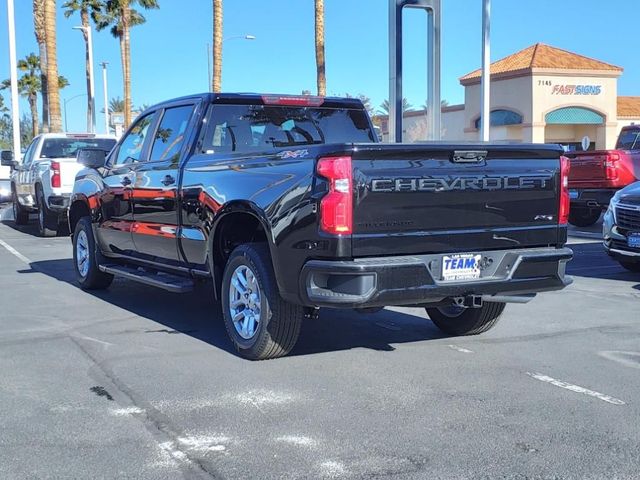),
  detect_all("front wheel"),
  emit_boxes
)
[426,302,506,336]
[620,261,640,273]
[568,208,601,228]
[221,243,304,360]
[73,217,113,290]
